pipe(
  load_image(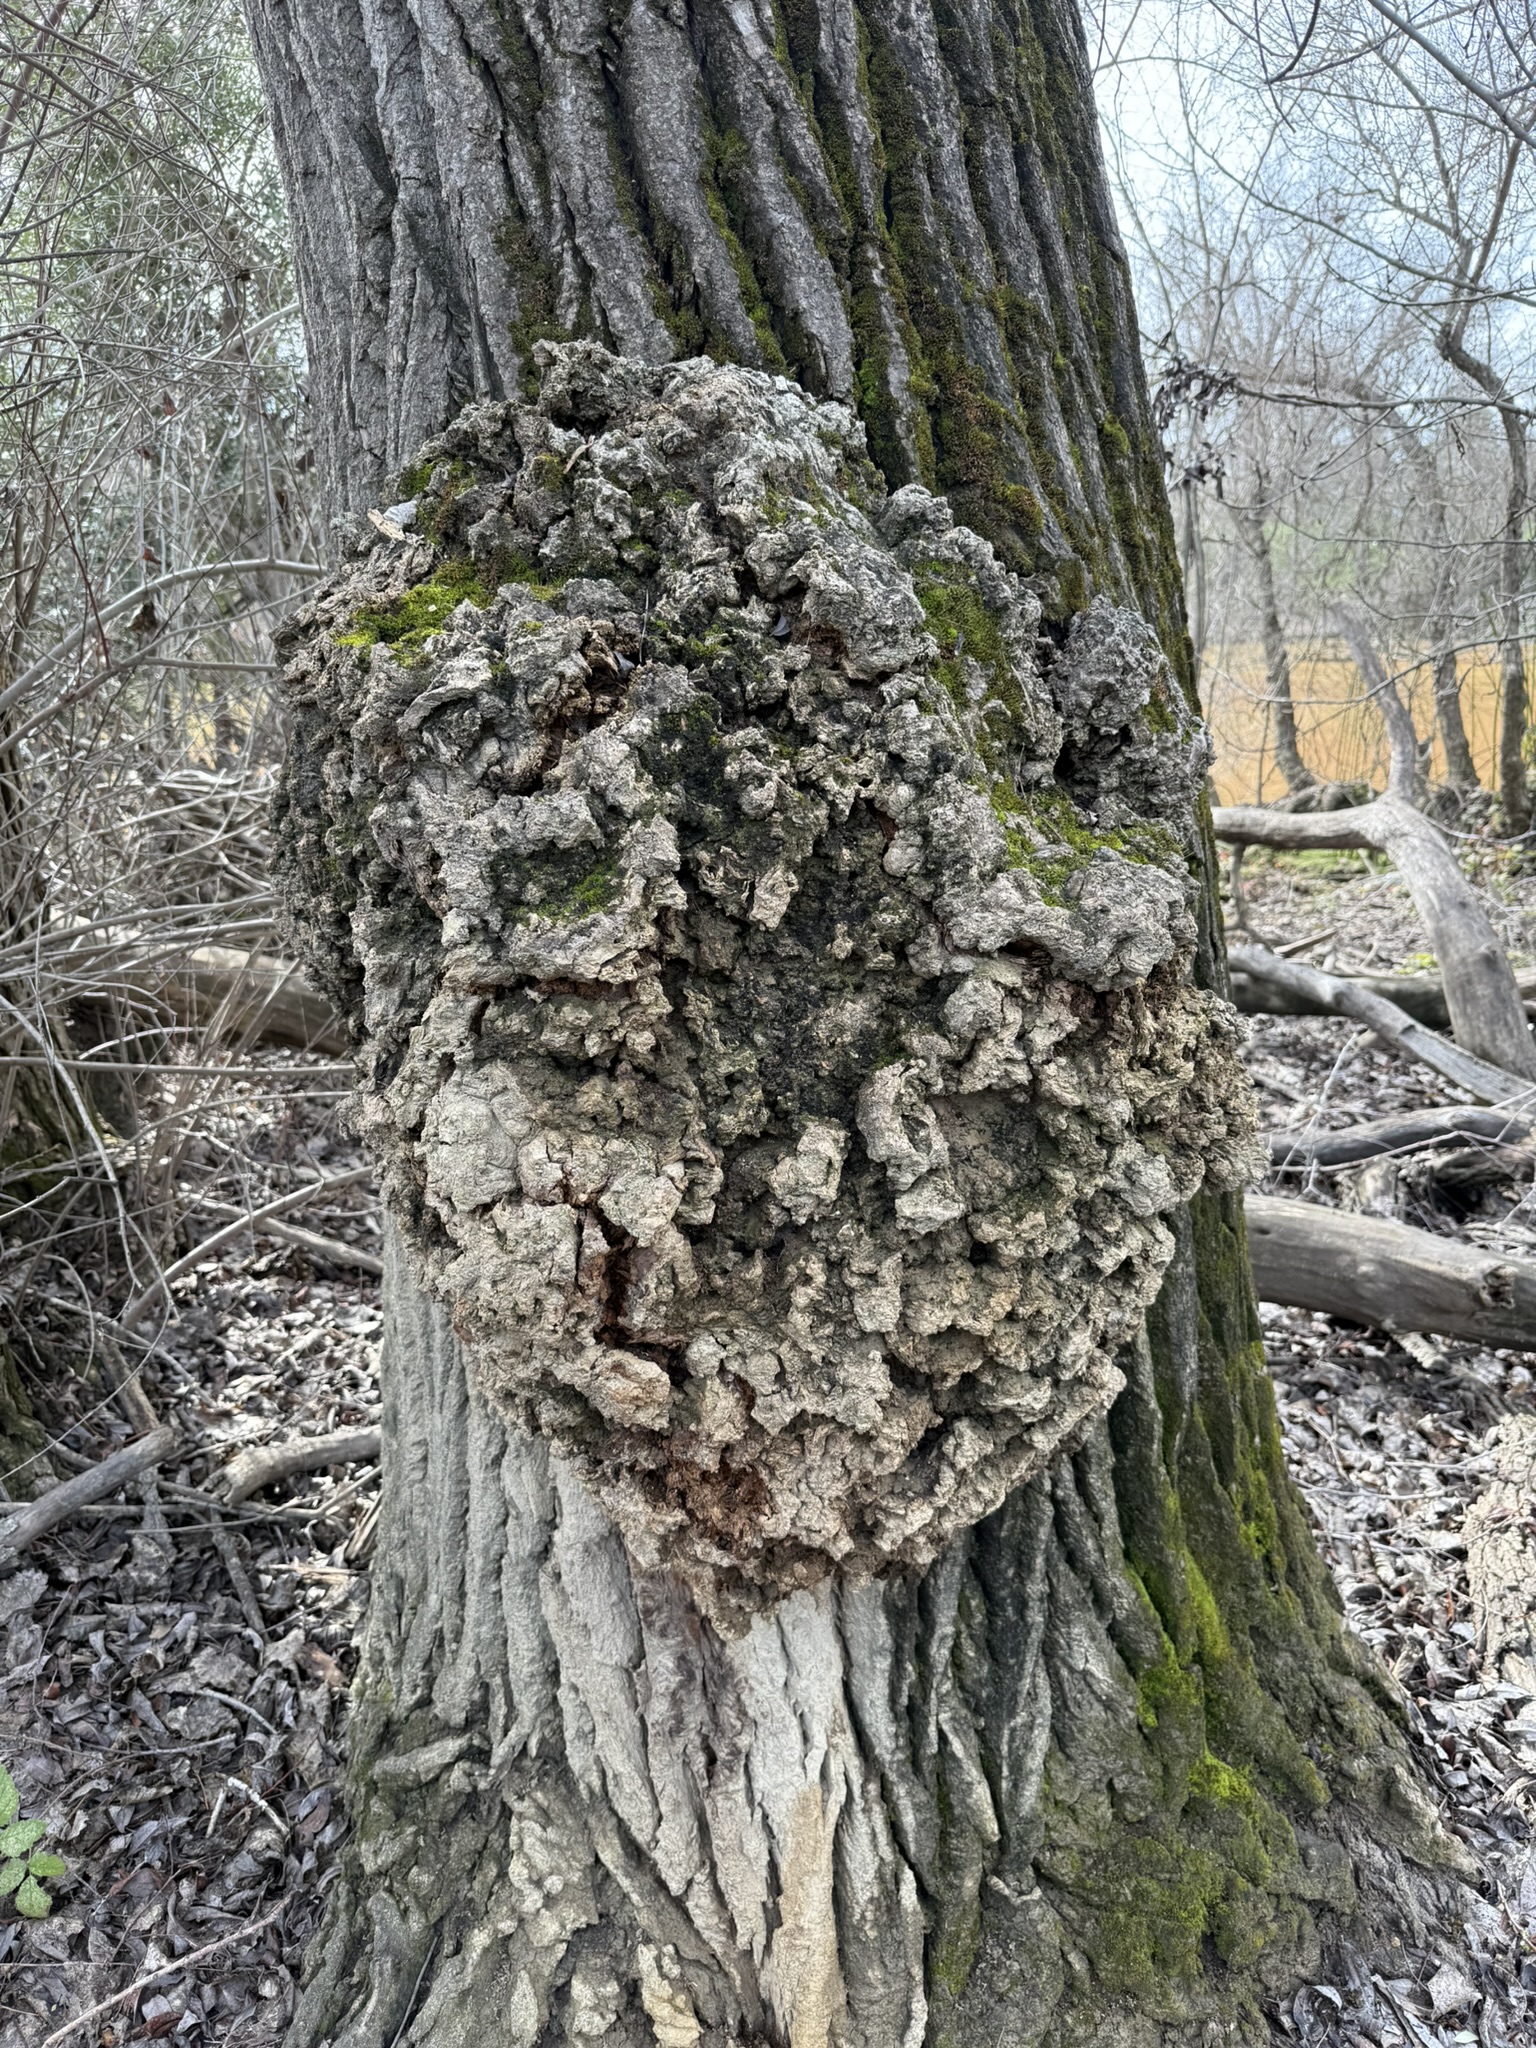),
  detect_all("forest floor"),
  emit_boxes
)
[1,848,1535,2046]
